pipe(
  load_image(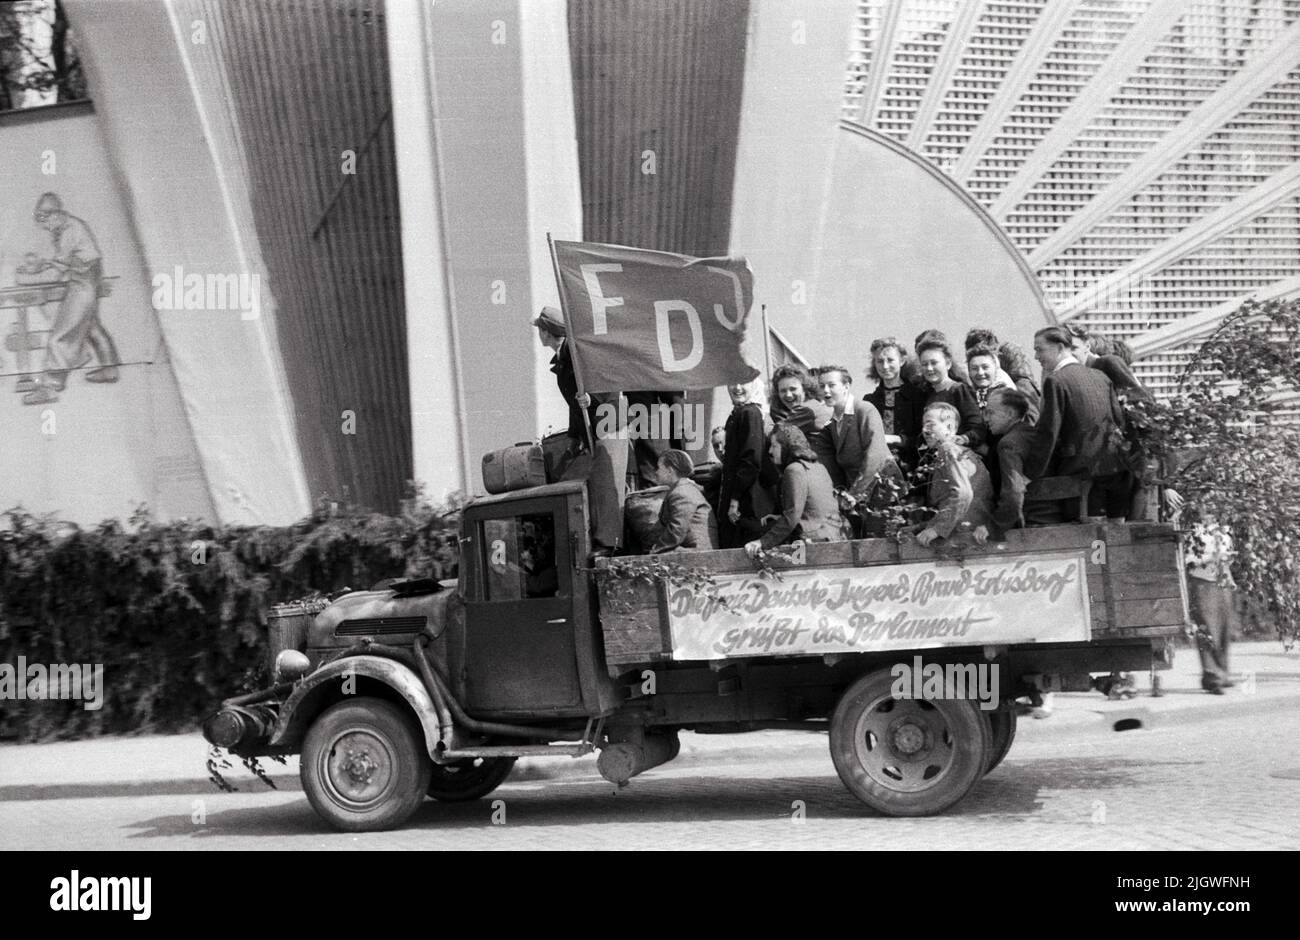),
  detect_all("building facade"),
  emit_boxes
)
[2,0,1295,525]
